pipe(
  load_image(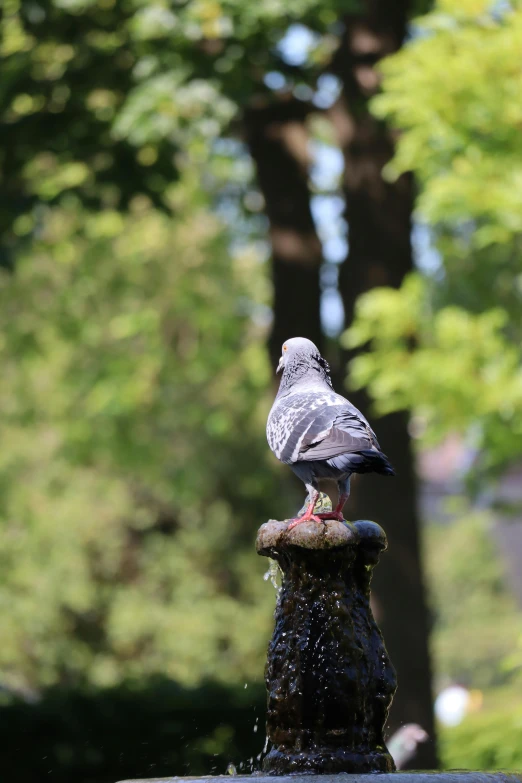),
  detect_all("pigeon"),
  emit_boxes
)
[266,337,394,529]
